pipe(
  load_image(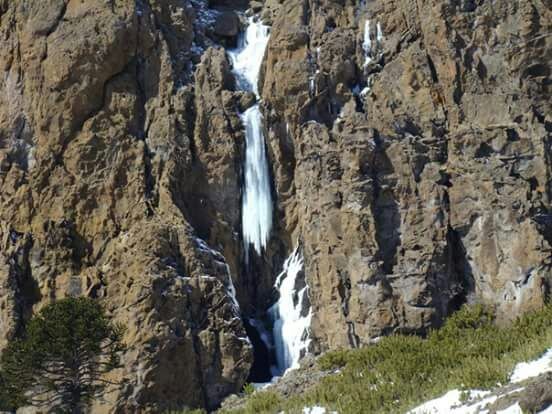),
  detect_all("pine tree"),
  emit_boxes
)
[0,297,125,412]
